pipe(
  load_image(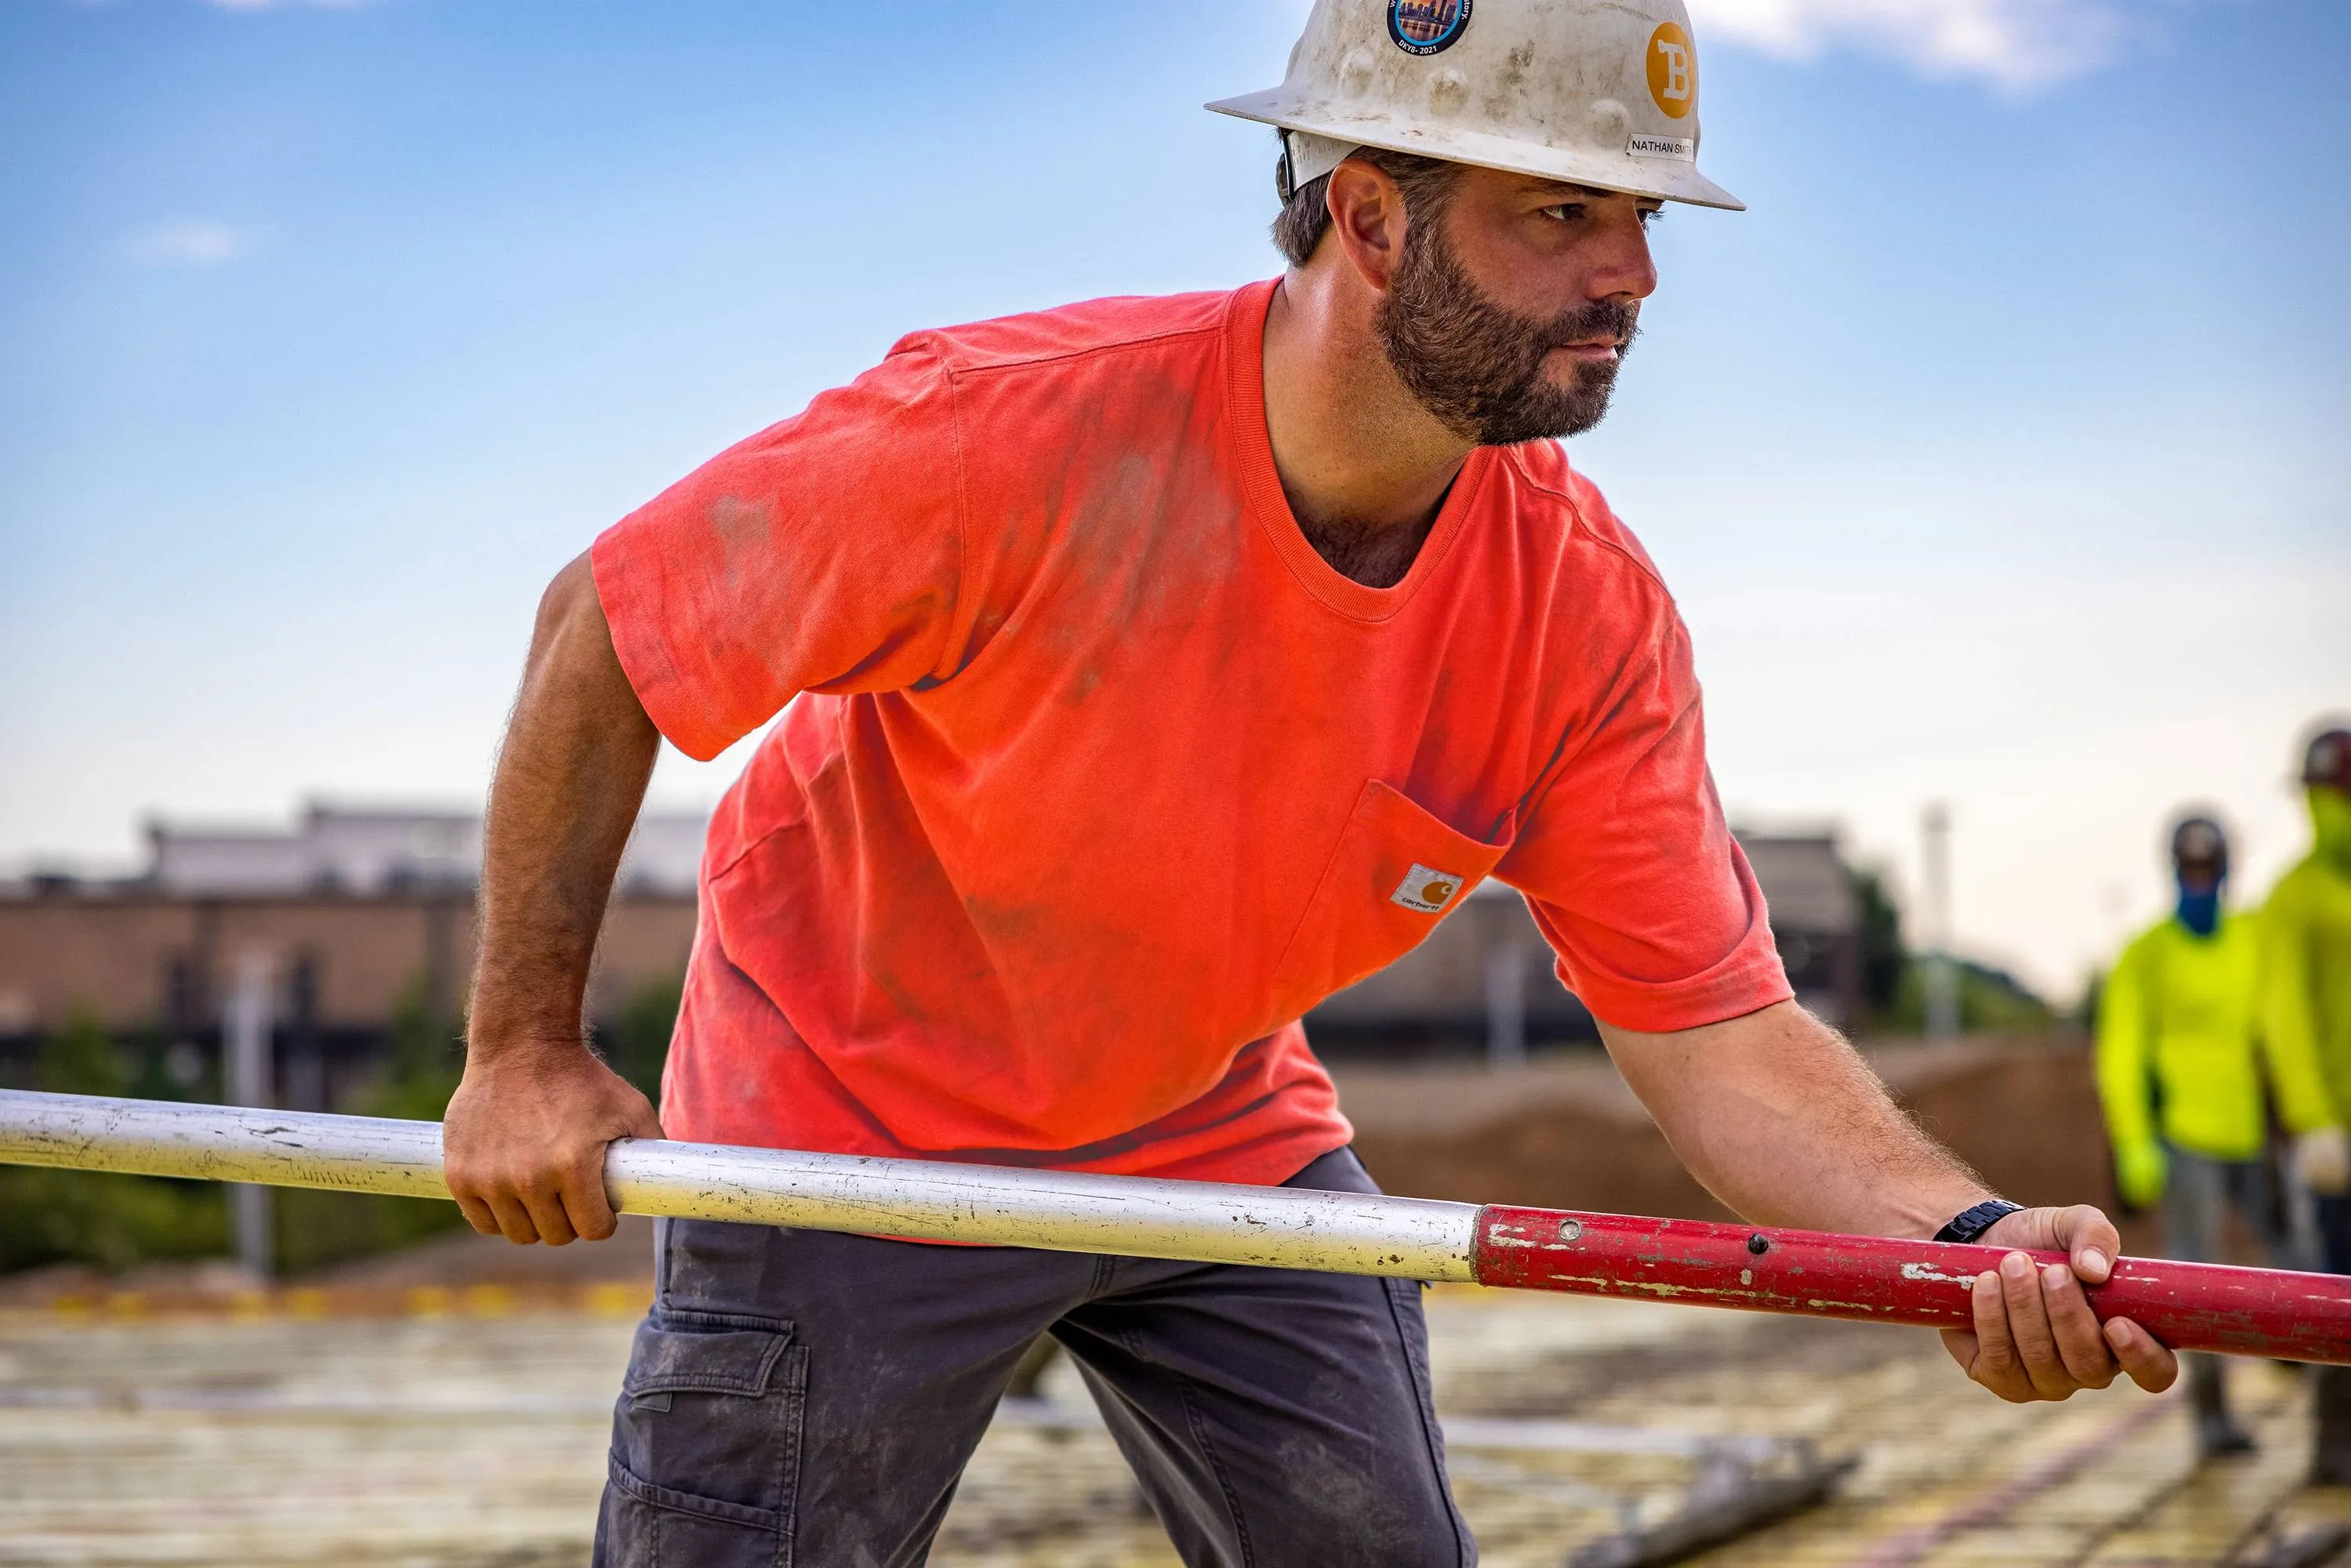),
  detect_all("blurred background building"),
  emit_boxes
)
[1,808,2056,1111]
[0,797,2081,1290]
[0,805,704,1115]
